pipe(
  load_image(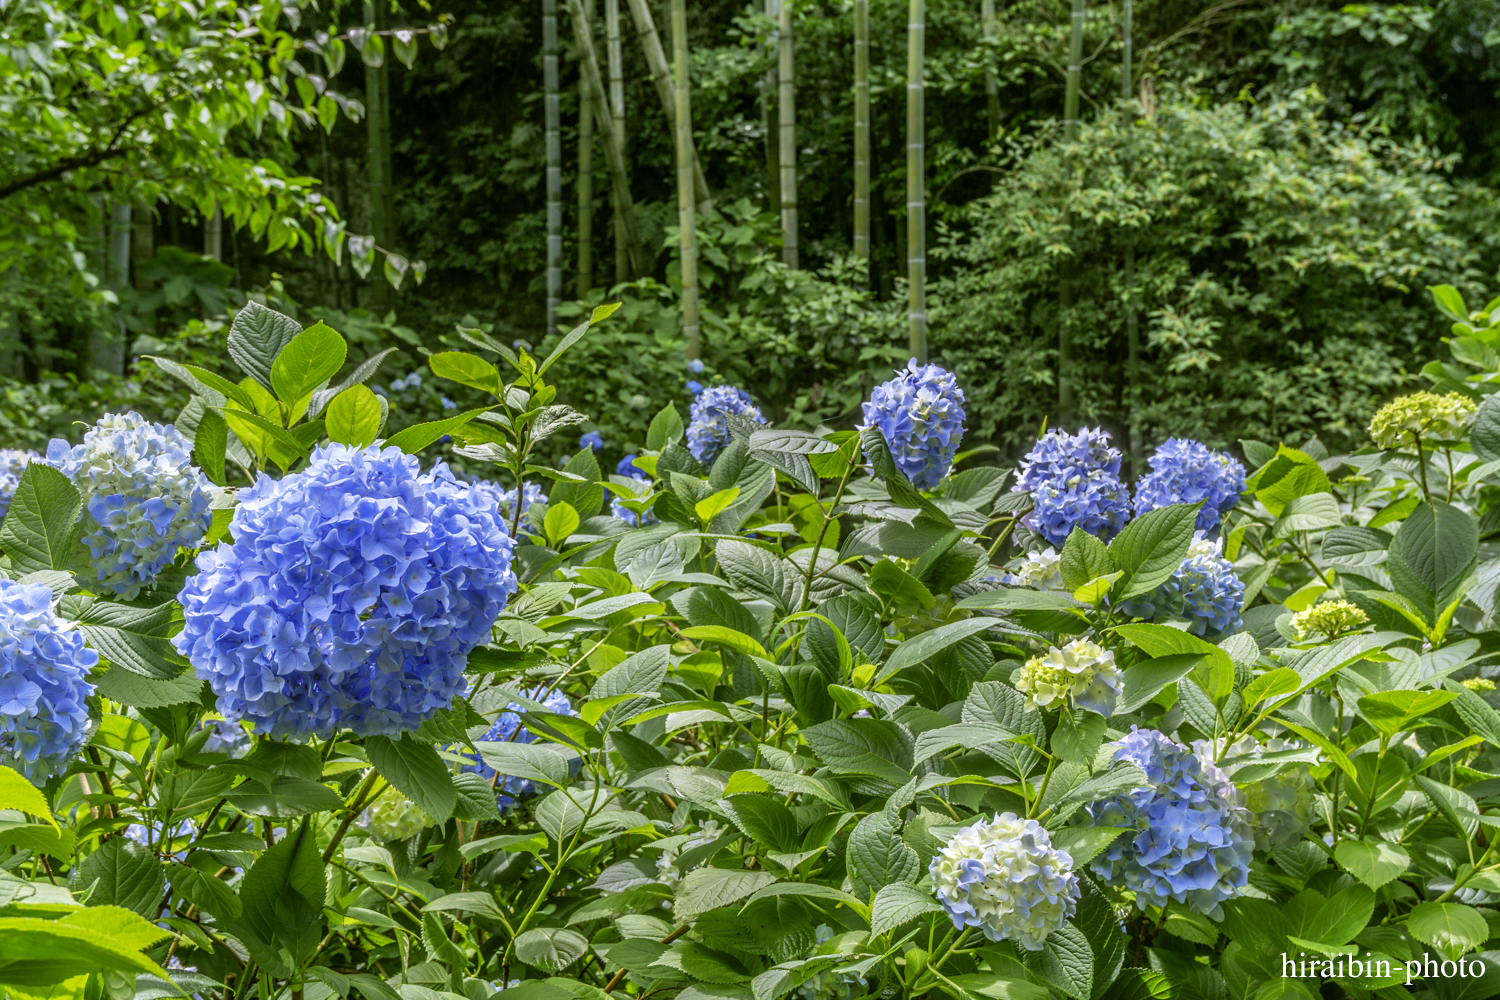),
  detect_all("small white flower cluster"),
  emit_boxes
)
[929,813,1079,950]
[1002,548,1064,590]
[1015,637,1122,717]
